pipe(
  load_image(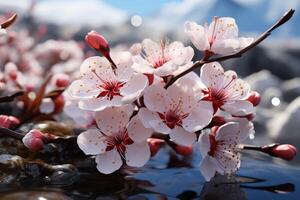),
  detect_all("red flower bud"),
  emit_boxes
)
[53,95,65,114]
[174,145,193,156]
[85,30,110,57]
[247,91,261,106]
[147,138,165,156]
[263,144,297,161]
[0,115,20,128]
[22,129,45,151]
[53,73,70,88]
